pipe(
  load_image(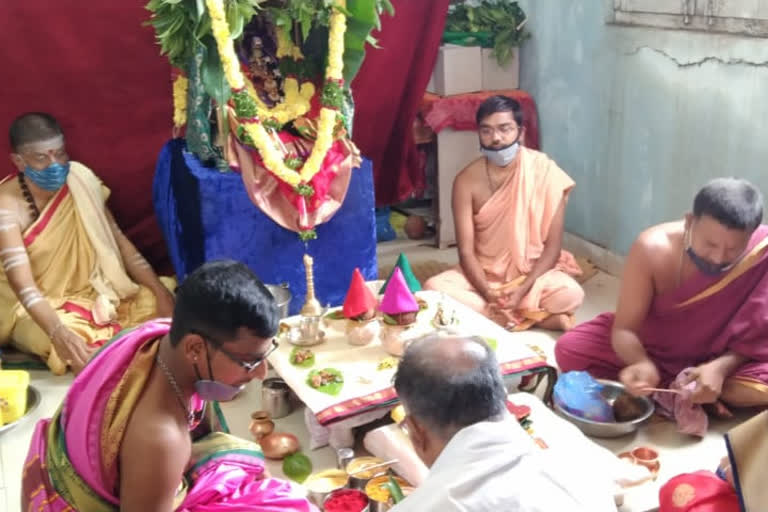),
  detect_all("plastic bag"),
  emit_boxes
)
[554,371,614,422]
